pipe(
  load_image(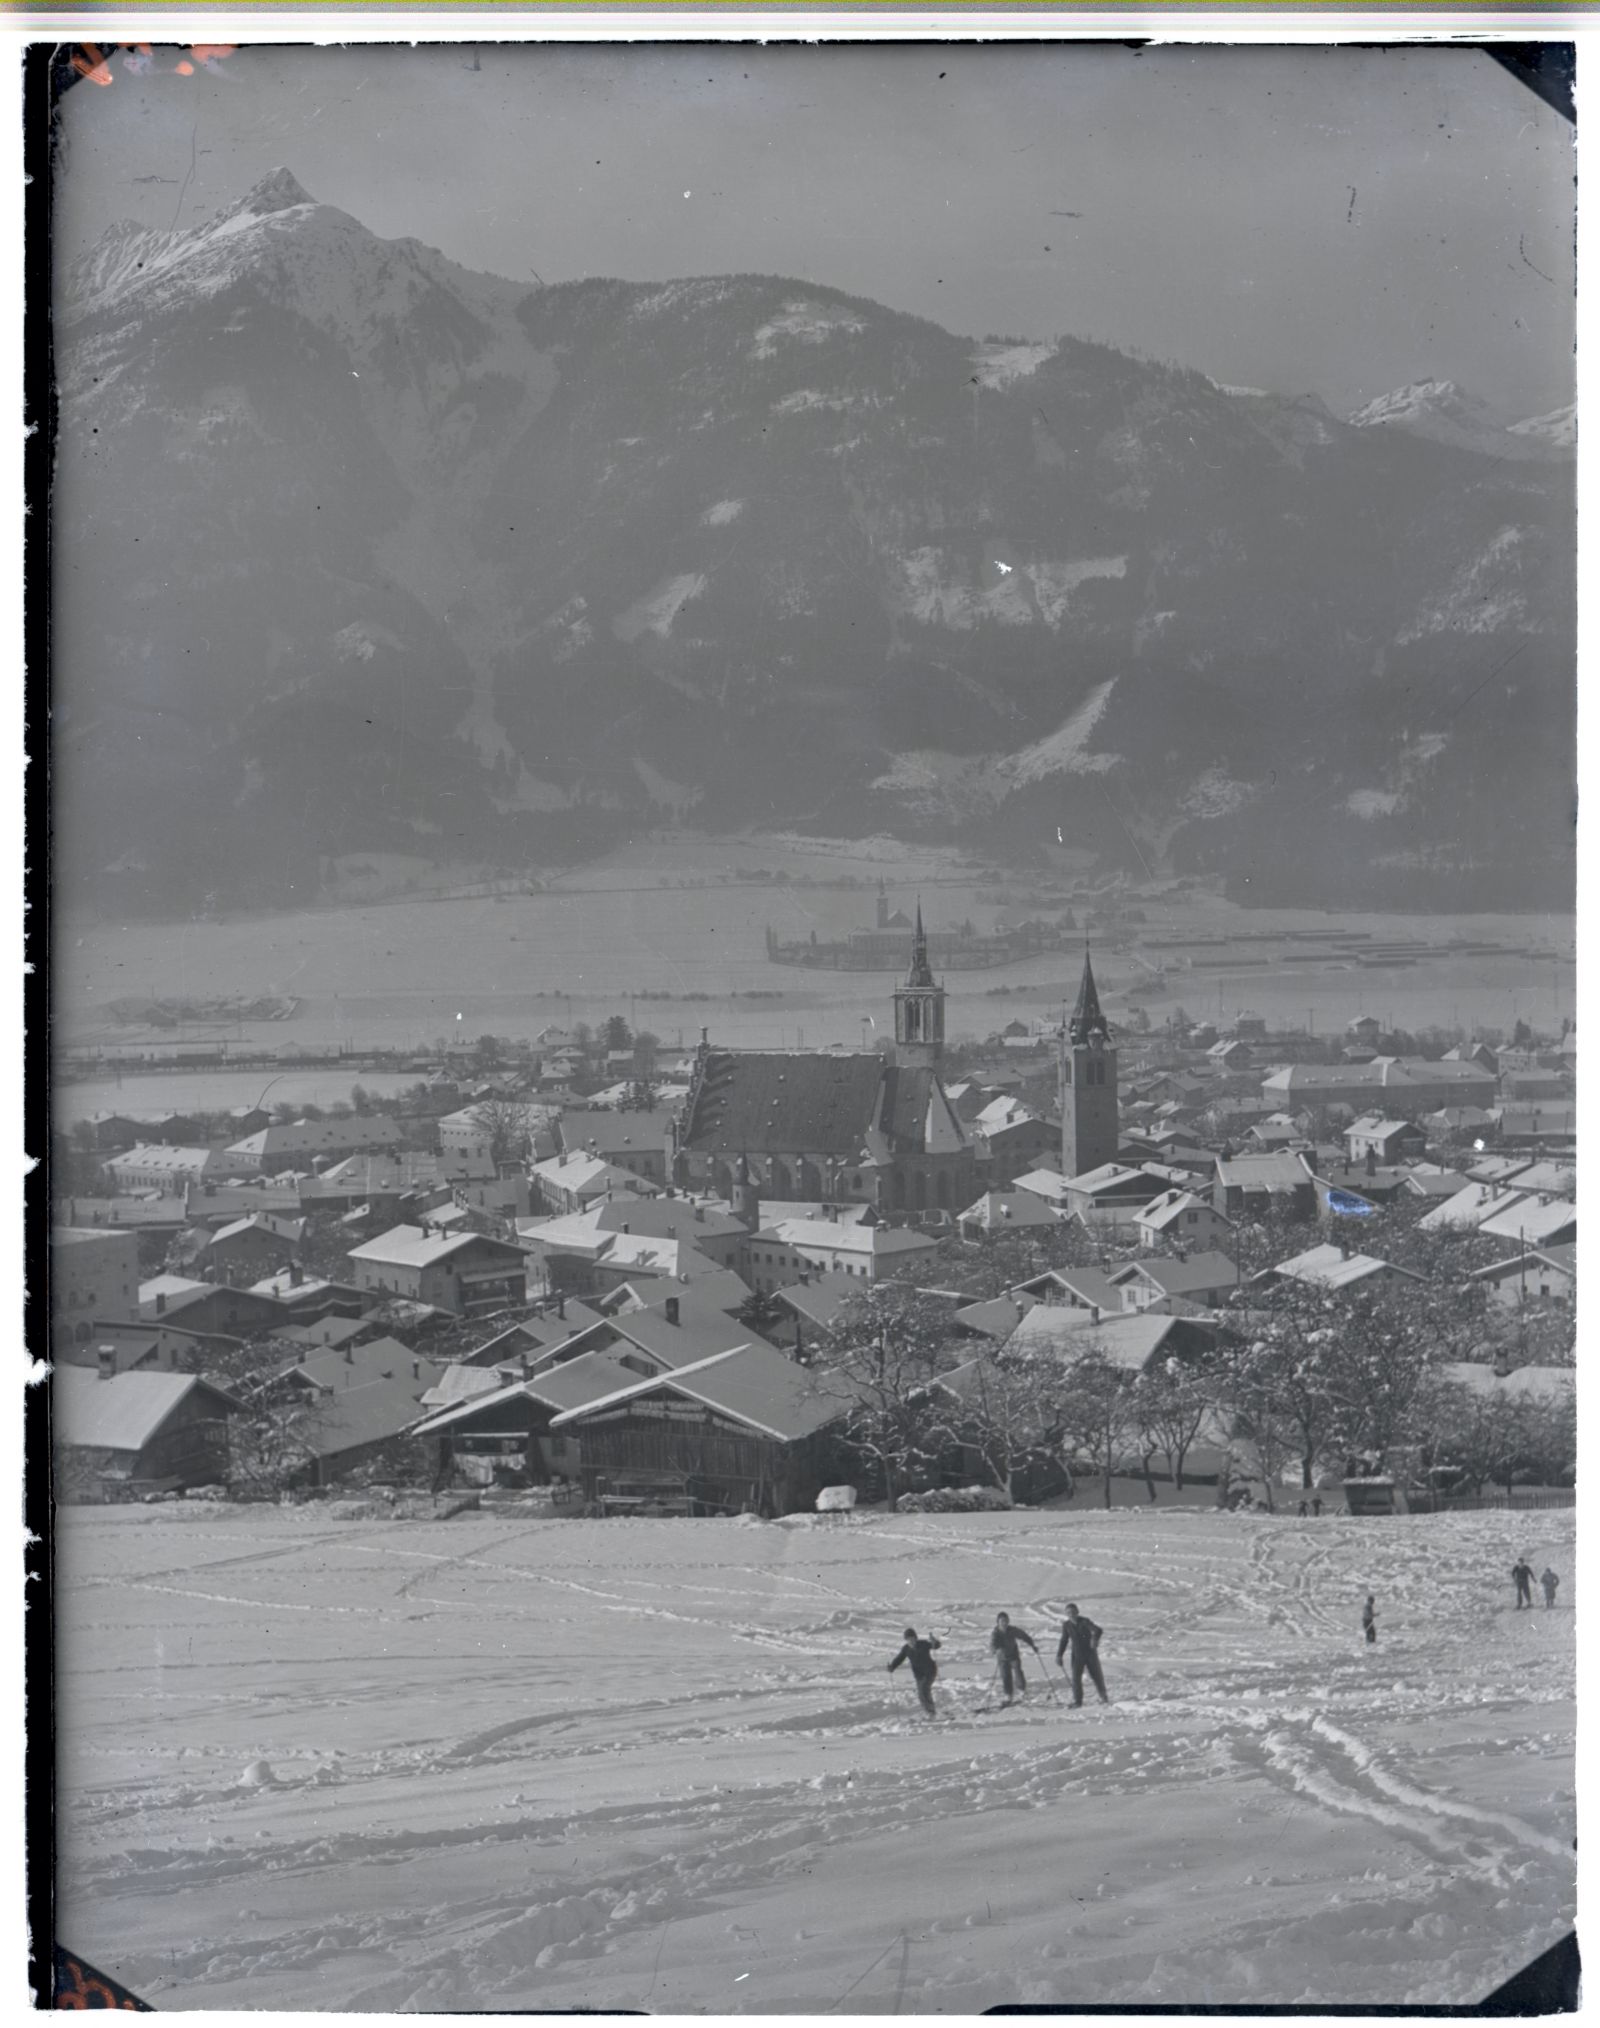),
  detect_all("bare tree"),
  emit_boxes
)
[469,1095,534,1170]
[946,1348,1069,1503]
[810,1285,964,1507]
[1131,1353,1217,1492]
[1058,1344,1141,1509]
